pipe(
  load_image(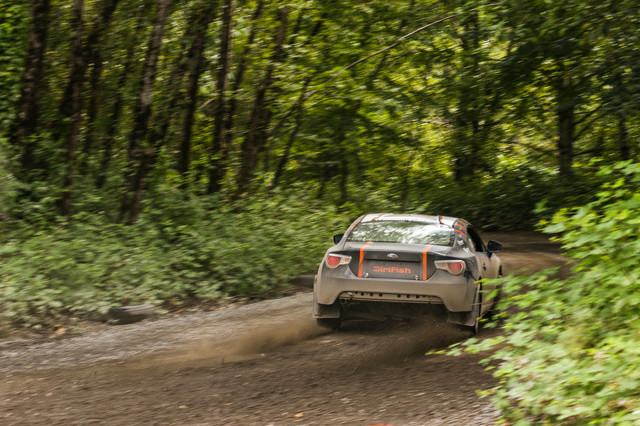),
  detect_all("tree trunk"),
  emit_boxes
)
[271,77,311,189]
[617,115,630,161]
[96,10,148,189]
[234,6,288,196]
[208,0,264,194]
[150,1,212,158]
[453,11,482,183]
[119,0,171,224]
[147,45,188,153]
[557,107,574,176]
[555,76,575,177]
[204,0,233,194]
[366,0,414,84]
[339,154,348,206]
[79,46,104,174]
[316,164,329,200]
[79,0,121,173]
[14,0,51,176]
[178,1,218,188]
[271,108,303,189]
[60,0,86,217]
